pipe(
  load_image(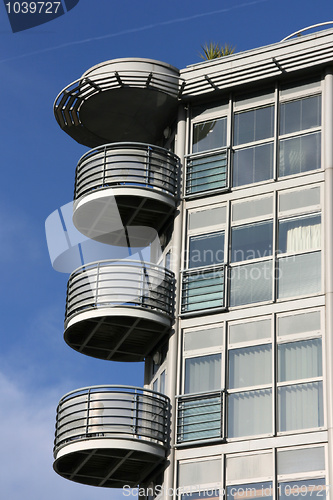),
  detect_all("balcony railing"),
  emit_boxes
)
[54,64,181,130]
[181,265,226,314]
[54,385,170,452]
[65,259,175,324]
[185,148,229,197]
[177,391,225,444]
[53,58,181,147]
[74,143,178,200]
